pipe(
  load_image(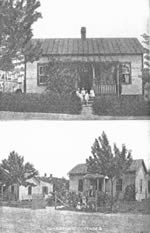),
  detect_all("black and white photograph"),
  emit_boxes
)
[0,0,149,119]
[0,121,150,232]
[0,0,150,232]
